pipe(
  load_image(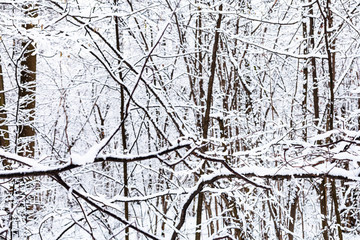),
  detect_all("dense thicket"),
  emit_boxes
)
[0,0,360,239]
